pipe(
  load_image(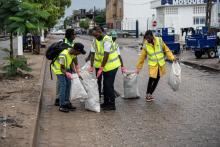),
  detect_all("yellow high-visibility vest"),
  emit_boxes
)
[51,49,76,75]
[64,38,75,47]
[93,35,121,72]
[144,37,166,66]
